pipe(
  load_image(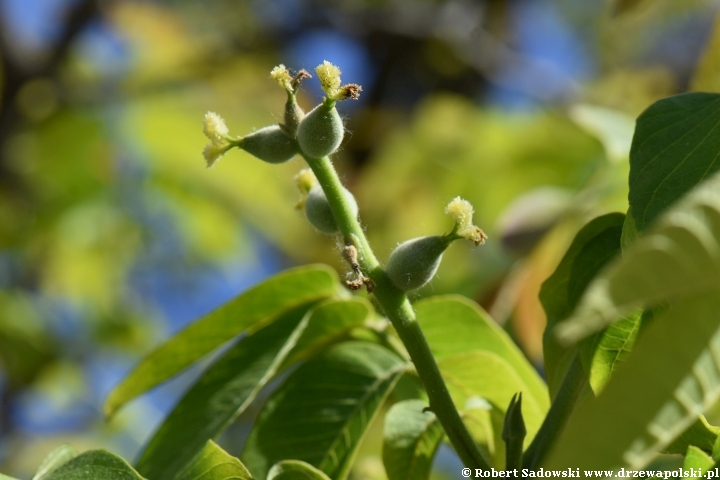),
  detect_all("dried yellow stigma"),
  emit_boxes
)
[202,111,232,167]
[445,197,488,246]
[316,61,342,99]
[270,64,294,93]
[203,111,229,141]
[295,168,317,193]
[203,142,231,168]
[294,168,318,209]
